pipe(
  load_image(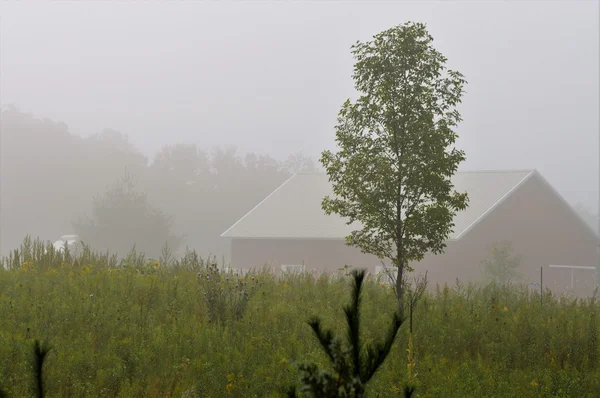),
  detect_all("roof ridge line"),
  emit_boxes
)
[453,171,536,239]
[296,169,537,175]
[220,173,298,237]
[532,171,599,240]
[456,169,536,174]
